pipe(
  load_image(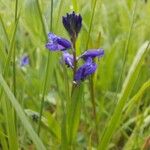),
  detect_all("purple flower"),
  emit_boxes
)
[62,52,74,68]
[46,33,71,51]
[74,58,97,83]
[20,55,29,66]
[62,11,82,37]
[79,49,104,60]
